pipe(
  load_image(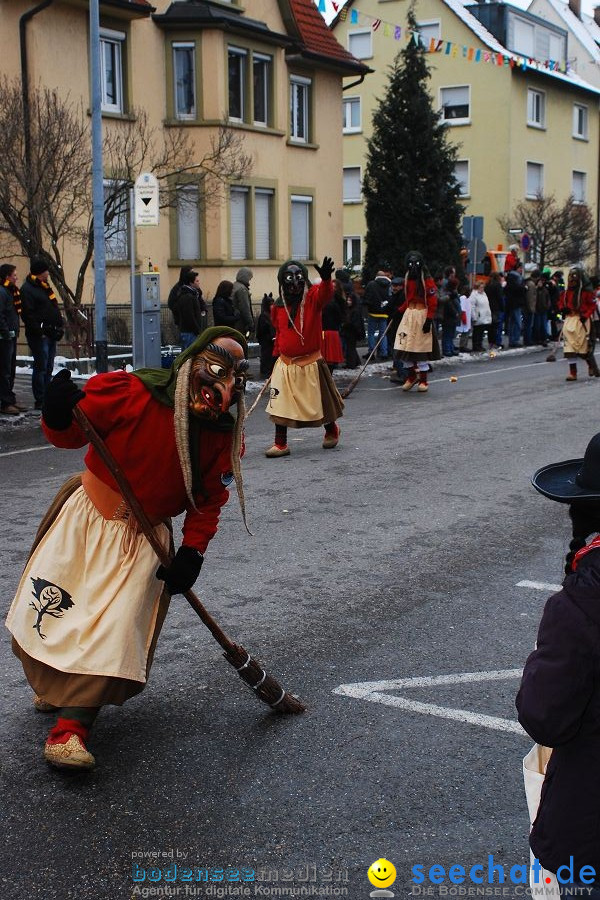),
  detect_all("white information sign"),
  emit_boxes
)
[134,172,159,227]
